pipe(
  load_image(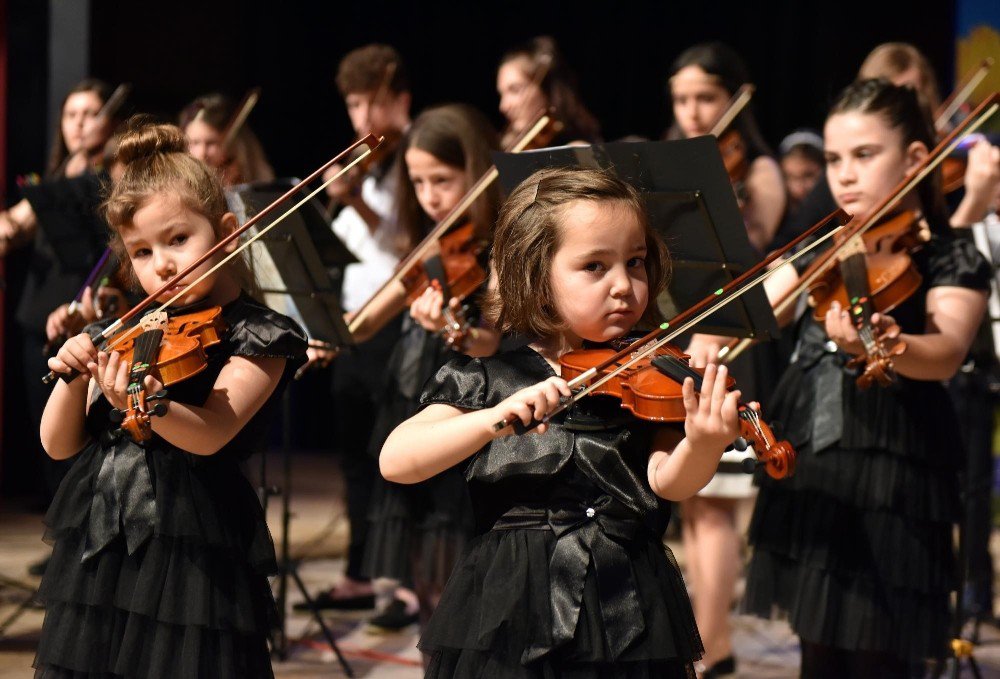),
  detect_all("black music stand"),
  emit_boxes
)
[493,137,778,340]
[230,179,356,676]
